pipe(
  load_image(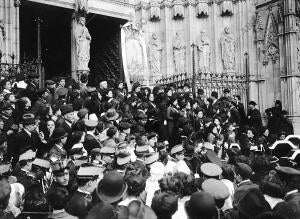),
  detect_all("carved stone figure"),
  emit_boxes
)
[75,0,88,13]
[255,14,264,41]
[173,32,186,73]
[220,26,235,72]
[150,0,161,21]
[197,30,210,72]
[75,17,91,71]
[0,21,5,59]
[149,33,163,77]
[173,0,184,19]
